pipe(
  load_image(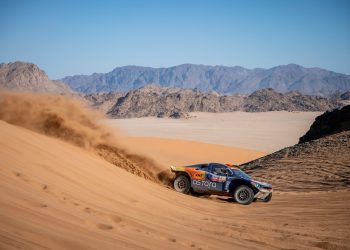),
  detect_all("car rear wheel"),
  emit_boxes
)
[234,185,254,205]
[173,175,190,194]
